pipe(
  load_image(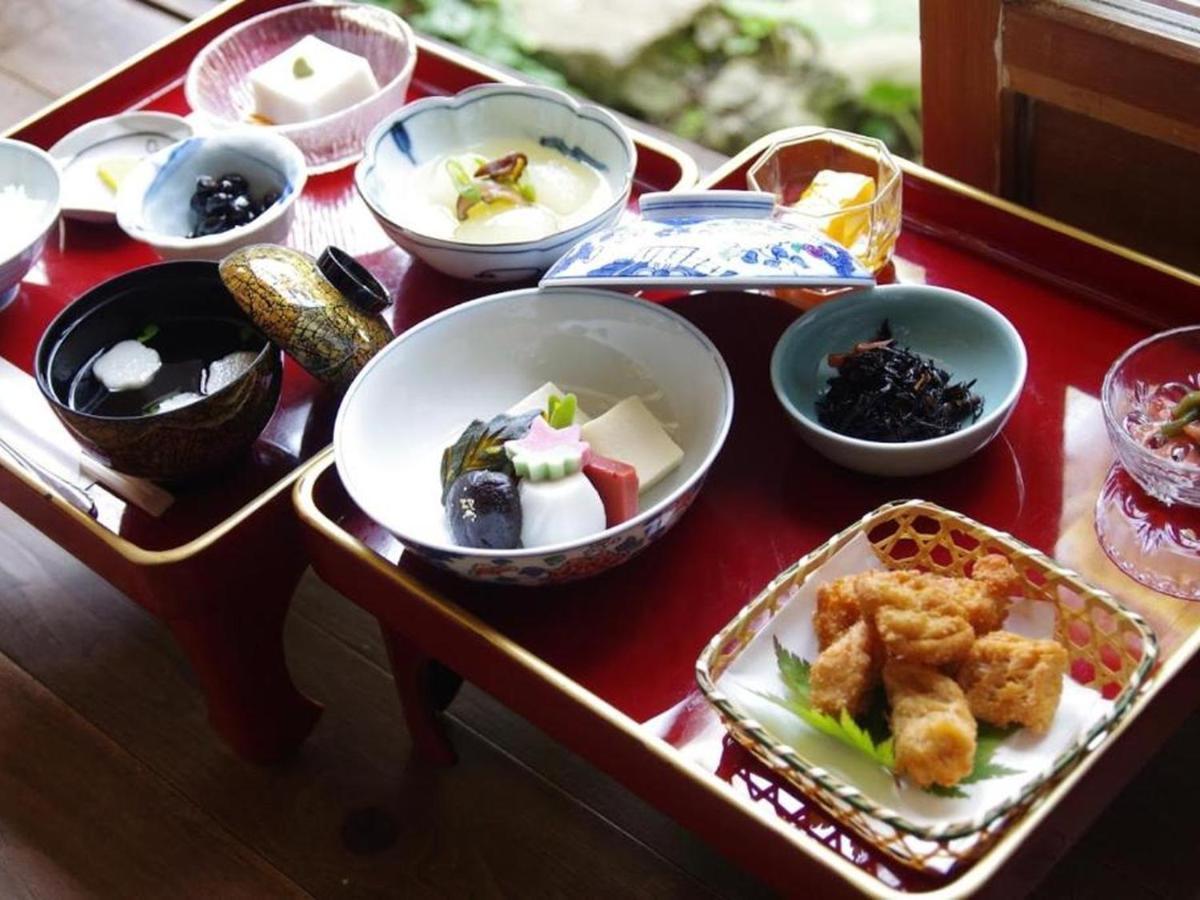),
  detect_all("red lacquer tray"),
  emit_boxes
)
[295,130,1200,896]
[0,0,696,559]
